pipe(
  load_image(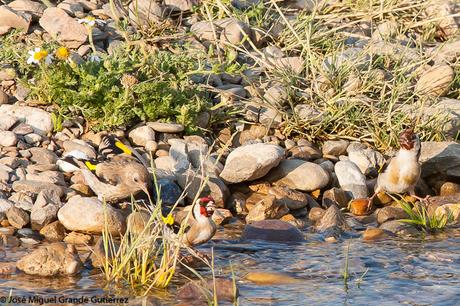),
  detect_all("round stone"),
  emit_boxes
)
[147,121,184,133]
